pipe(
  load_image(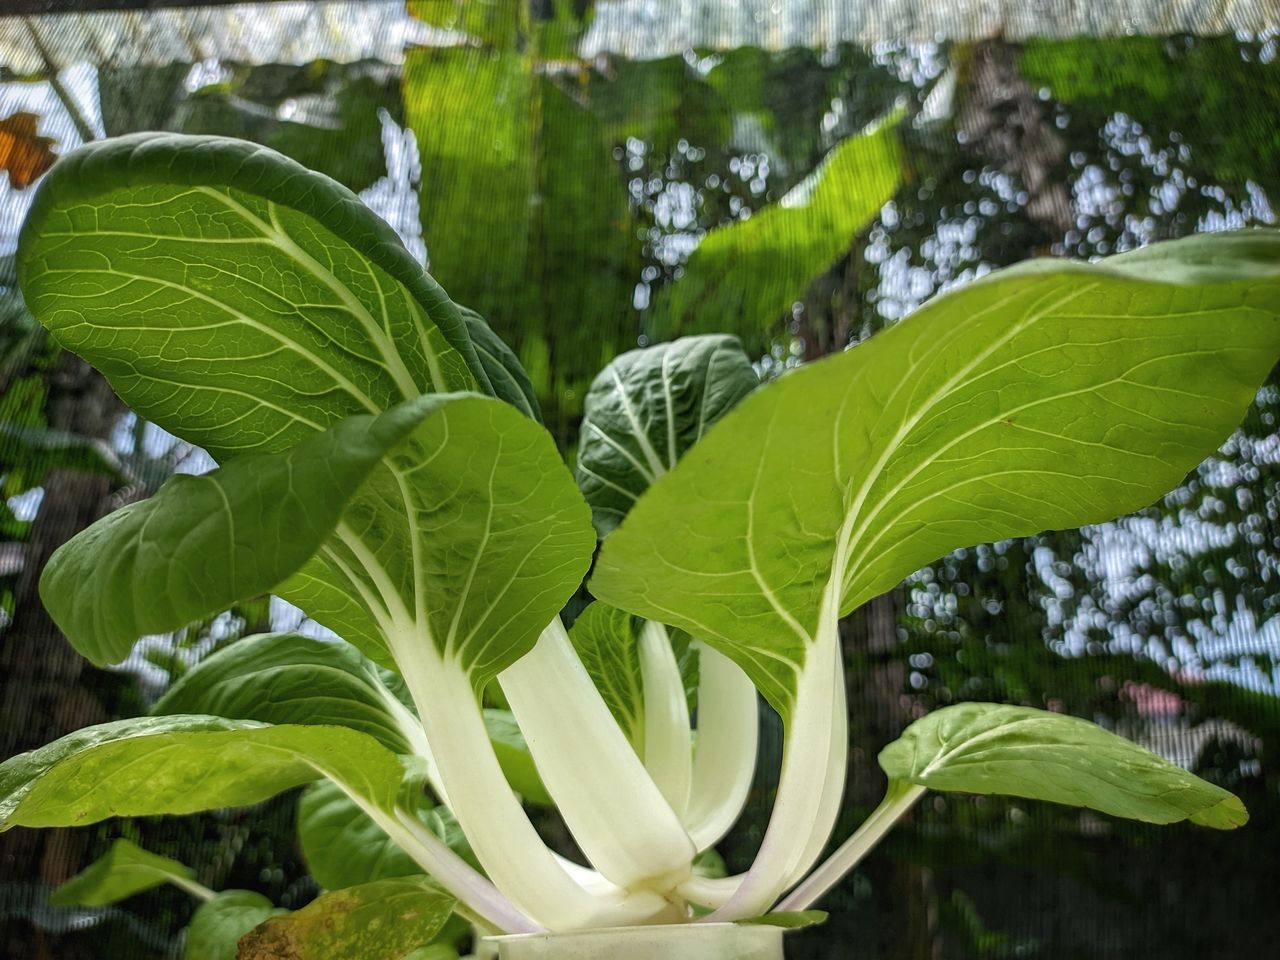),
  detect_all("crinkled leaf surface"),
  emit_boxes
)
[237,876,454,960]
[880,703,1247,829]
[460,306,541,421]
[49,838,196,907]
[40,403,429,667]
[576,335,758,536]
[648,114,902,344]
[594,231,1280,719]
[16,132,484,461]
[153,633,419,755]
[0,716,403,830]
[186,890,285,960]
